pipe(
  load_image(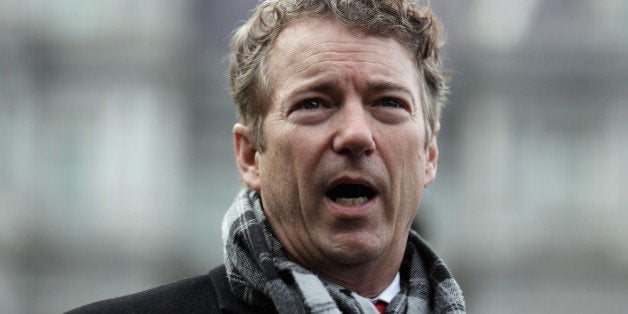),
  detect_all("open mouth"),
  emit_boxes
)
[326,183,377,207]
